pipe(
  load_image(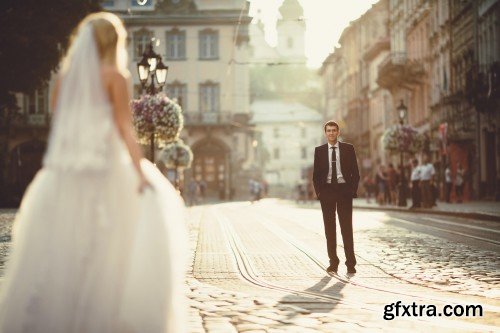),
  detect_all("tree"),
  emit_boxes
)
[0,0,101,105]
[0,0,101,205]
